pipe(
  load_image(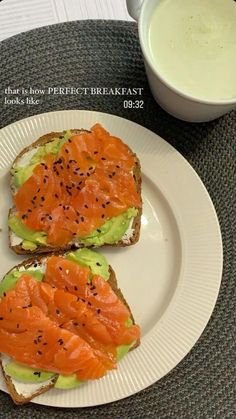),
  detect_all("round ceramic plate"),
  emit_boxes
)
[0,110,222,407]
